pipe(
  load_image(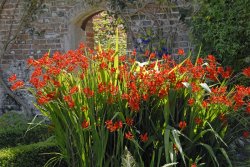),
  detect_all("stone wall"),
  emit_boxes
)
[124,3,192,55]
[0,0,193,115]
